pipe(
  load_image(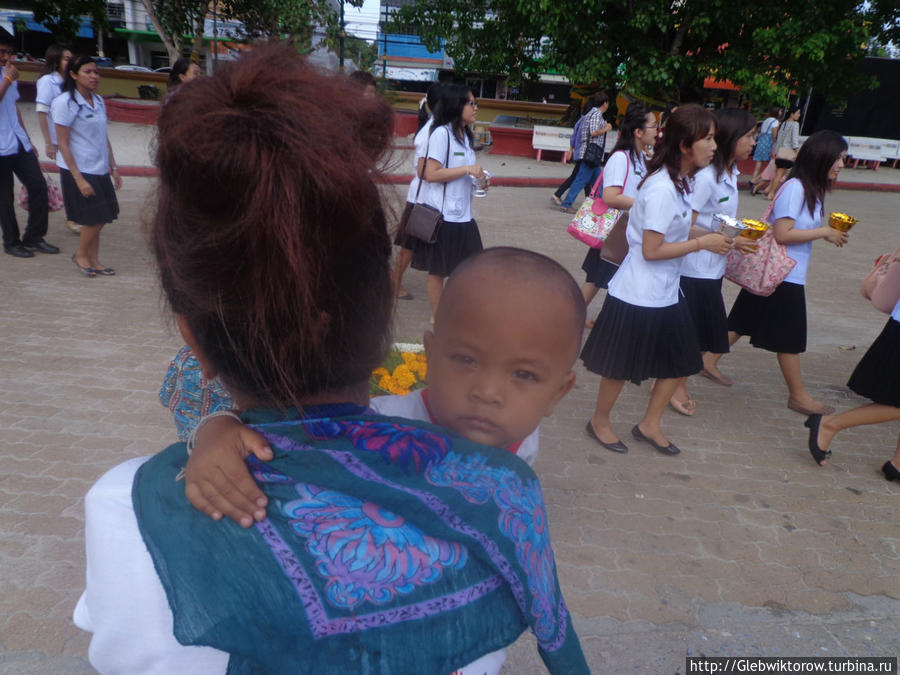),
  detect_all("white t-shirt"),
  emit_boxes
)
[419,124,476,223]
[892,298,900,324]
[760,117,779,137]
[769,178,822,285]
[601,149,646,199]
[405,118,434,204]
[50,89,110,175]
[681,165,738,280]
[35,71,64,145]
[371,388,539,466]
[608,169,692,308]
[0,69,31,155]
